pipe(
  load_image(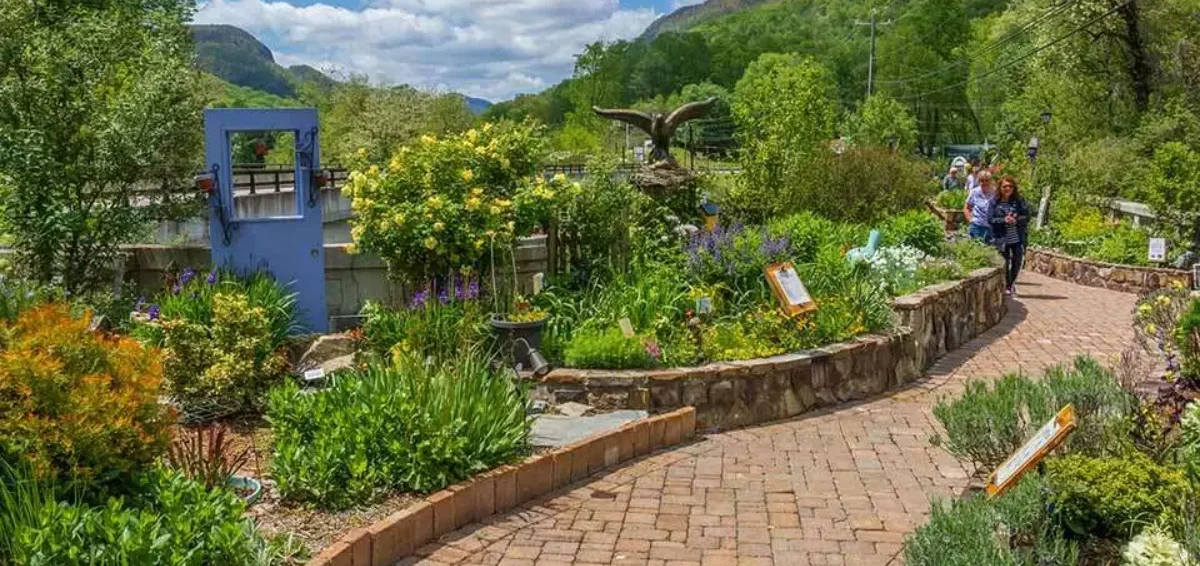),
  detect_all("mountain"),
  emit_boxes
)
[191,24,308,98]
[640,0,773,41]
[465,97,493,115]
